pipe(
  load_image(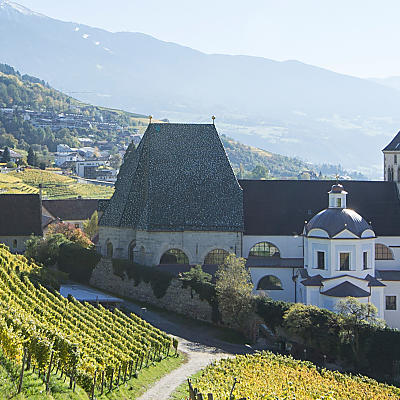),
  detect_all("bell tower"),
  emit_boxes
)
[383,131,400,183]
